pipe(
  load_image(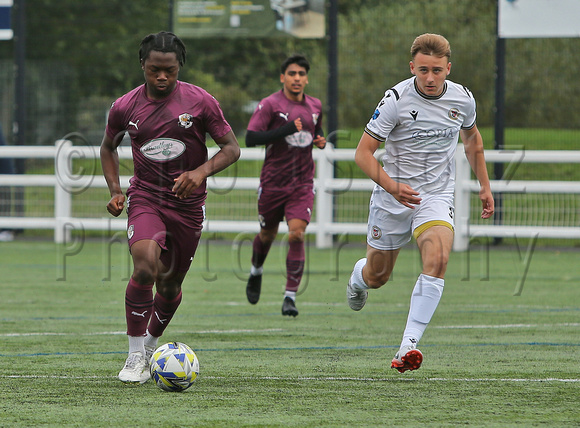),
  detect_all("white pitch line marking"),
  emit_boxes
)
[3,323,578,337]
[433,323,580,329]
[251,376,580,383]
[0,375,578,383]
